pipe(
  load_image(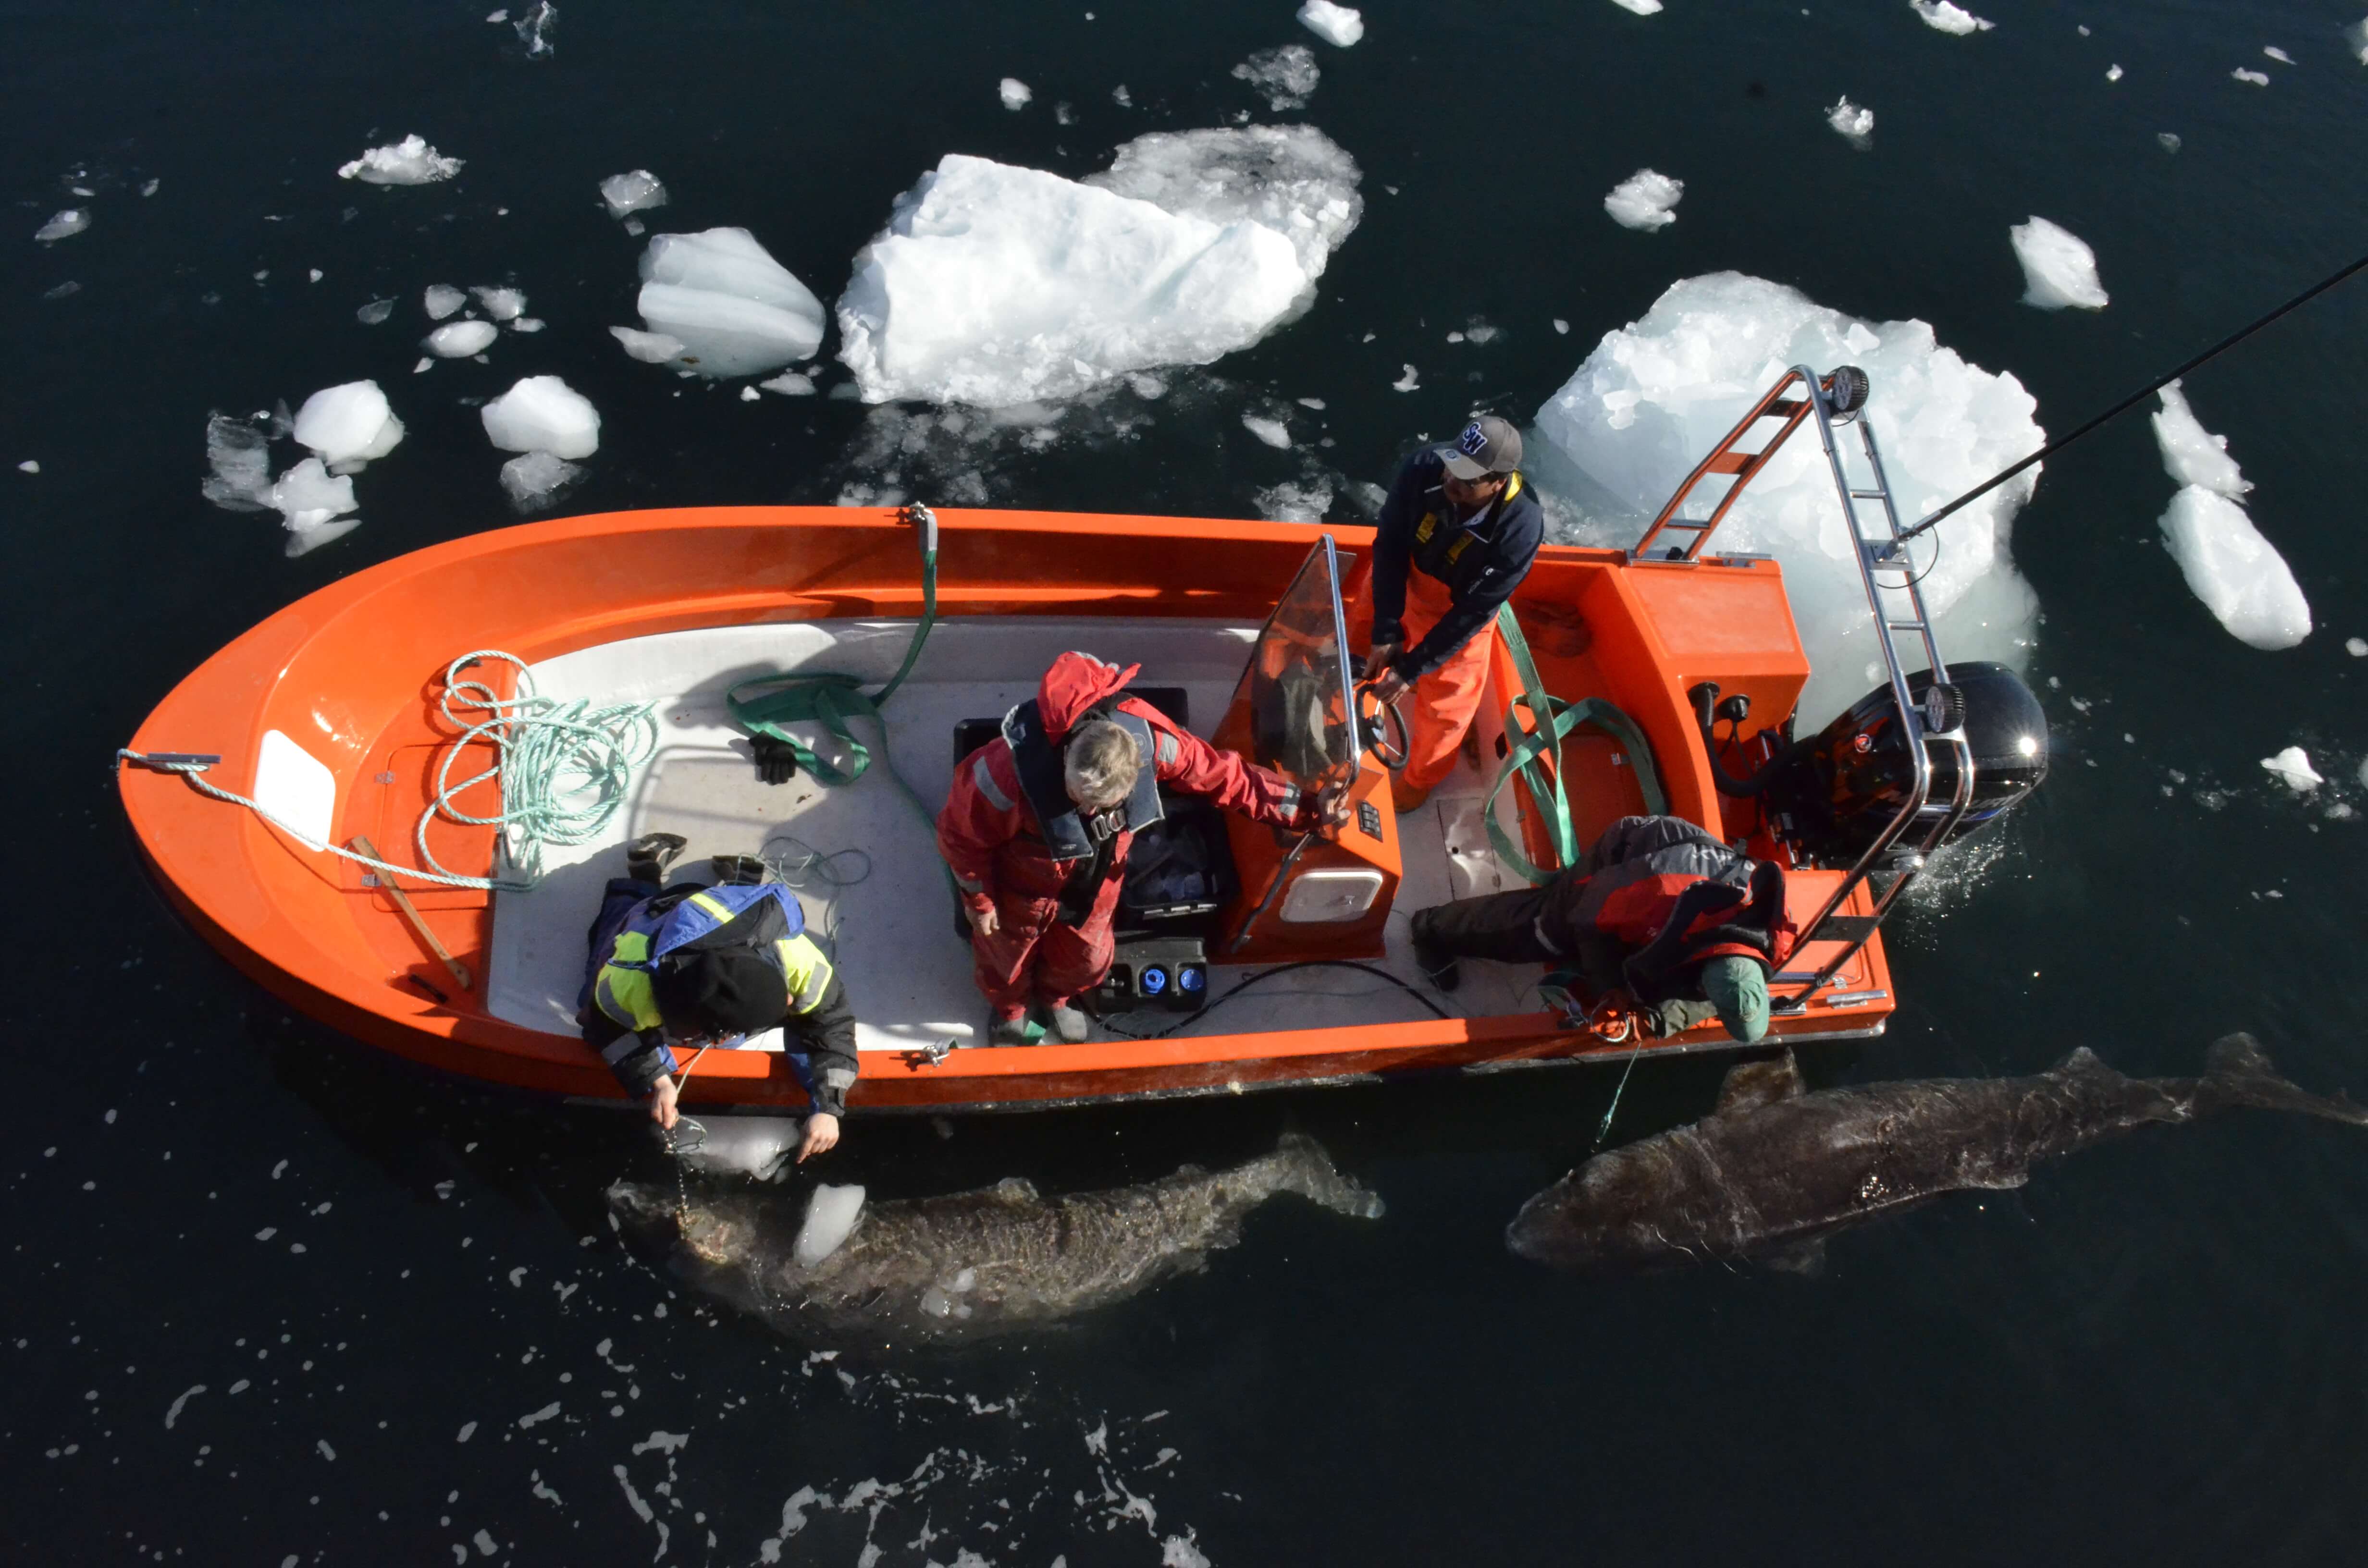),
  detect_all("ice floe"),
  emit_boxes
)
[34,209,87,243]
[2009,216,2108,310]
[2149,380,2248,497]
[424,284,467,320]
[599,170,667,219]
[499,451,583,513]
[2263,46,2292,64]
[470,285,524,321]
[1912,1,1992,34]
[2158,489,2310,649]
[1826,97,1874,143]
[513,0,555,57]
[269,457,355,531]
[337,135,462,185]
[2106,64,2123,82]
[2351,18,2368,65]
[1297,0,1363,47]
[610,325,687,364]
[1241,414,1292,449]
[1603,169,1682,231]
[426,320,499,357]
[1611,0,1664,14]
[636,227,826,377]
[483,376,599,458]
[1086,125,1361,279]
[293,380,405,469]
[200,414,273,511]
[999,77,1032,110]
[2261,746,2322,791]
[1254,480,1333,520]
[1233,44,1318,110]
[356,298,394,325]
[759,370,816,396]
[2232,67,2270,86]
[1532,272,2044,722]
